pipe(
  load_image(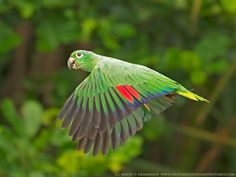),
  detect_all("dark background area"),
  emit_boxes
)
[0,0,236,176]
